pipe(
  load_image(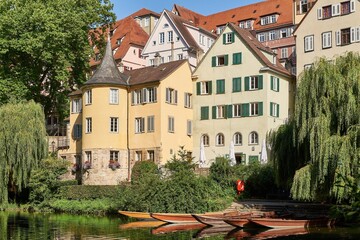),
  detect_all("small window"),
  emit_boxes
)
[250,76,260,90]
[212,55,228,67]
[233,104,242,117]
[271,76,280,92]
[322,5,332,19]
[187,120,192,136]
[216,79,225,94]
[159,32,165,44]
[109,89,119,104]
[202,134,210,146]
[168,31,173,42]
[147,150,155,161]
[249,132,259,144]
[144,17,150,27]
[233,132,242,145]
[85,90,92,105]
[135,151,142,161]
[257,33,266,42]
[85,151,92,164]
[110,151,119,161]
[147,116,154,132]
[165,88,178,104]
[270,102,280,117]
[269,31,276,40]
[232,77,241,92]
[280,48,288,59]
[110,117,118,133]
[177,54,183,60]
[135,117,145,133]
[198,81,212,95]
[85,118,92,133]
[341,1,351,15]
[223,32,234,44]
[304,35,314,52]
[184,93,192,108]
[322,31,332,49]
[215,105,225,119]
[71,99,82,113]
[250,102,261,116]
[200,106,209,120]
[216,133,225,146]
[168,116,174,133]
[73,124,82,139]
